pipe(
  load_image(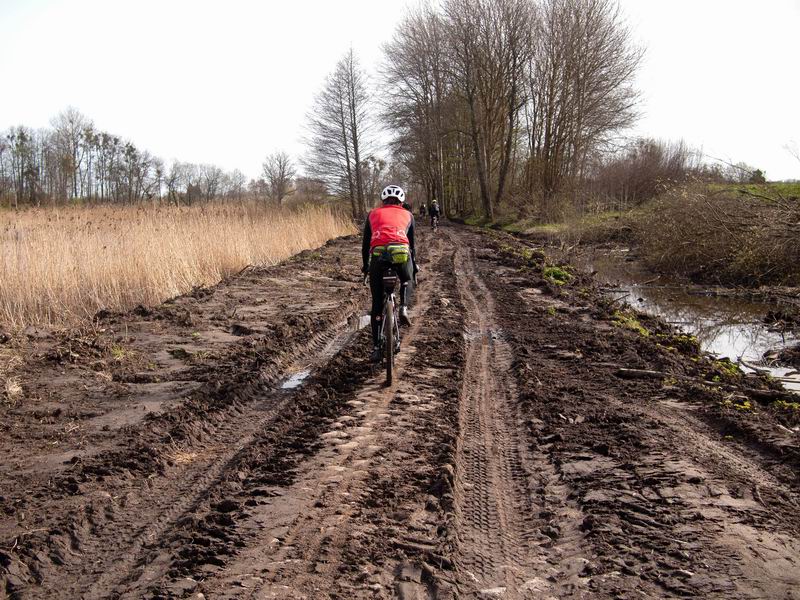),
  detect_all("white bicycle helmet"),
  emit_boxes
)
[381,184,405,204]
